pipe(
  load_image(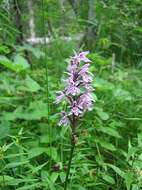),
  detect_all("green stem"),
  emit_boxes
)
[64,139,75,190]
[2,174,5,187]
[41,0,52,169]
[64,115,76,190]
